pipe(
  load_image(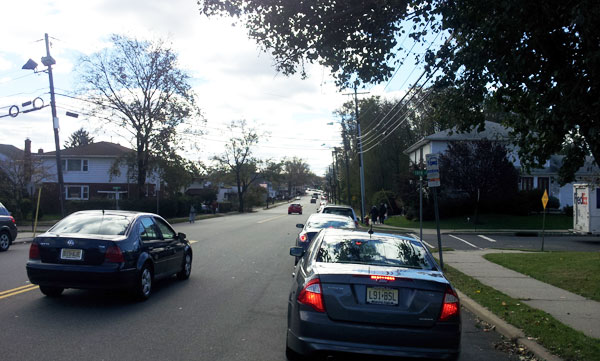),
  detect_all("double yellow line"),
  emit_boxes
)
[0,284,39,300]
